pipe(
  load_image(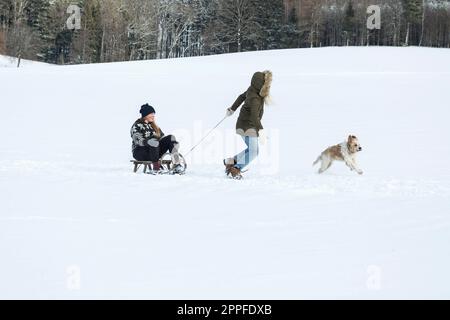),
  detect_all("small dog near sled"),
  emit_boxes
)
[313,135,364,175]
